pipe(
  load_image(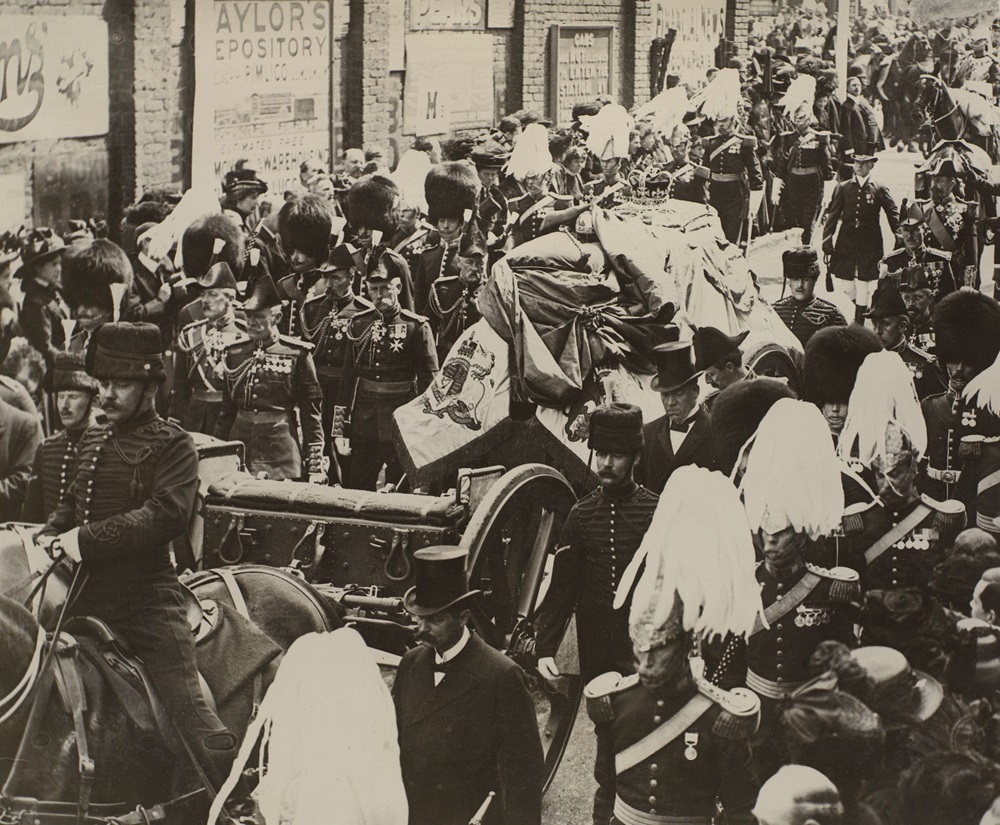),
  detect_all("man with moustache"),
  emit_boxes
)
[23,353,99,522]
[638,340,716,495]
[773,248,847,348]
[534,403,658,824]
[392,546,543,825]
[911,160,979,289]
[879,204,956,322]
[39,323,237,791]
